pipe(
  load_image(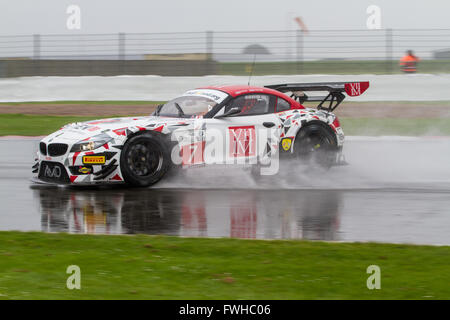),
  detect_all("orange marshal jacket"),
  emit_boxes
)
[399,55,419,72]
